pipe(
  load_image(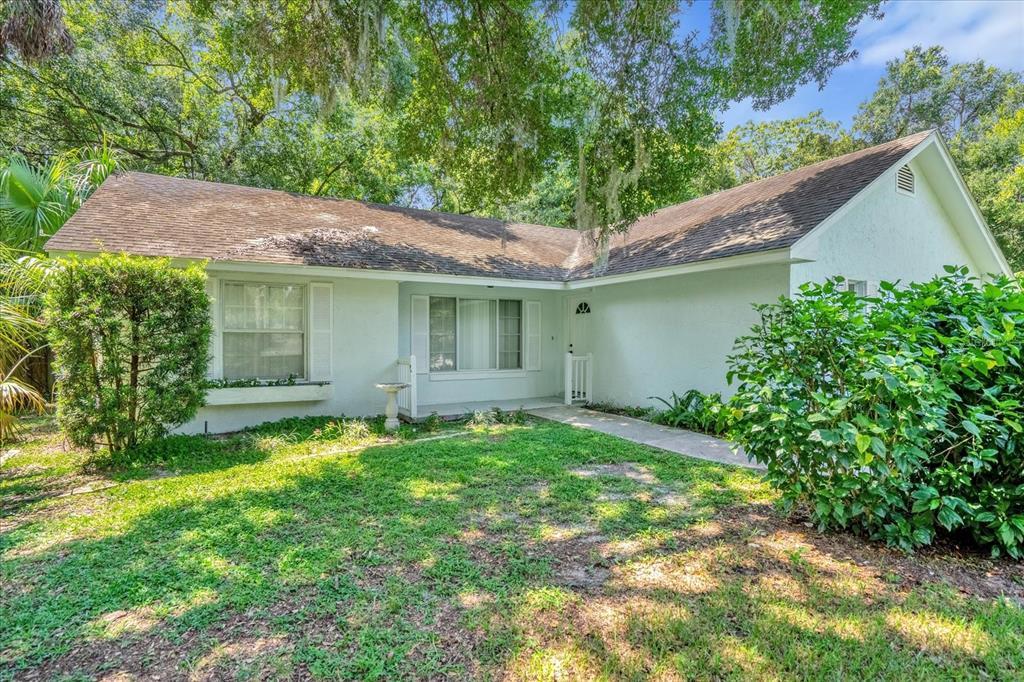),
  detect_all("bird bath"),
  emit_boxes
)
[375,382,409,432]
